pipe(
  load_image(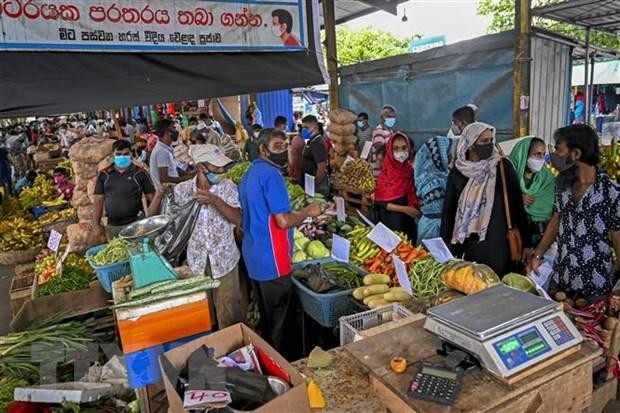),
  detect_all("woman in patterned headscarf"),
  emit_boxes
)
[415,137,452,243]
[440,122,531,276]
